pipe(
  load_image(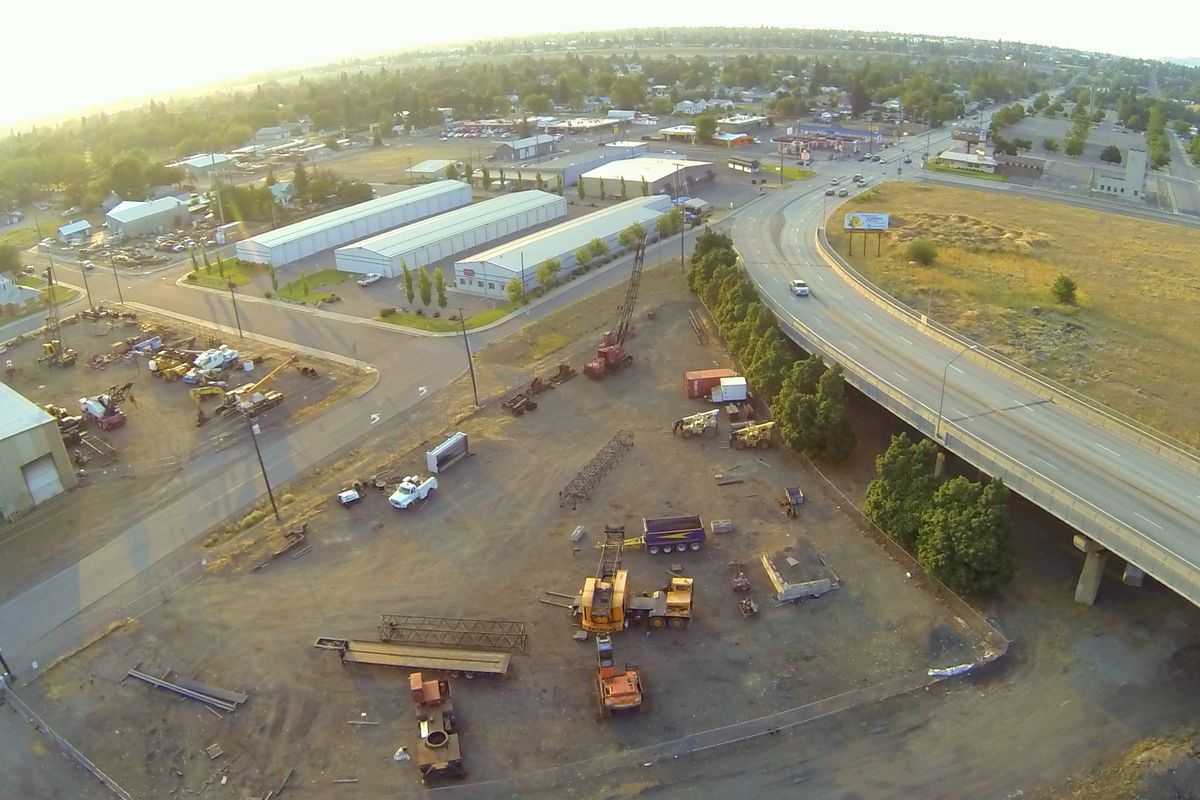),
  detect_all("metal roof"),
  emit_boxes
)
[457,195,671,276]
[245,181,471,249]
[107,196,187,224]
[338,191,563,261]
[582,157,712,184]
[180,153,232,169]
[409,159,453,174]
[0,382,55,441]
[505,134,556,150]
[57,220,91,236]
